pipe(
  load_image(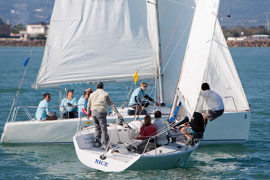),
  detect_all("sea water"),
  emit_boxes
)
[0,47,269,179]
